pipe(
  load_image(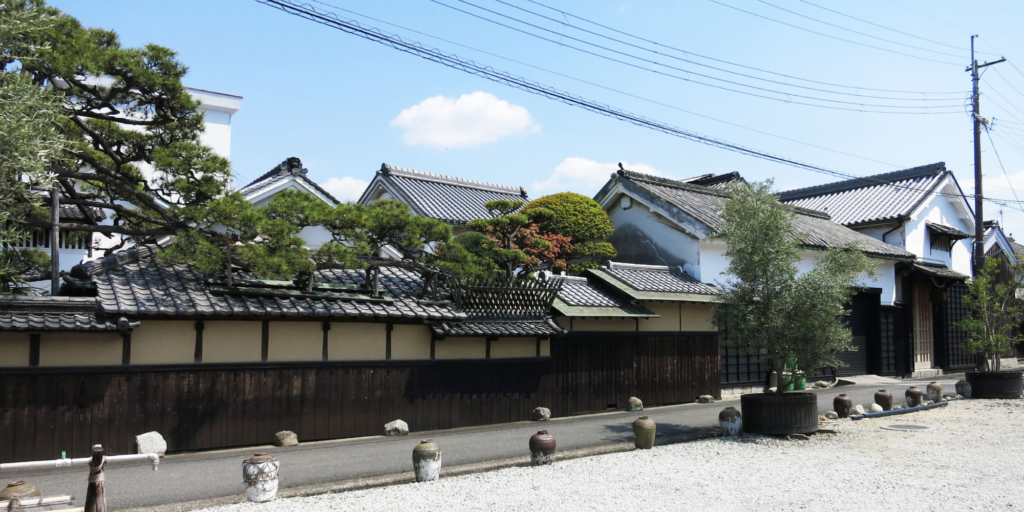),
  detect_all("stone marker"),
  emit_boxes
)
[274,431,298,447]
[384,420,409,436]
[531,407,551,421]
[718,407,742,437]
[824,411,839,420]
[869,403,884,413]
[955,379,972,399]
[628,397,643,412]
[851,404,866,416]
[136,431,167,456]
[698,395,715,404]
